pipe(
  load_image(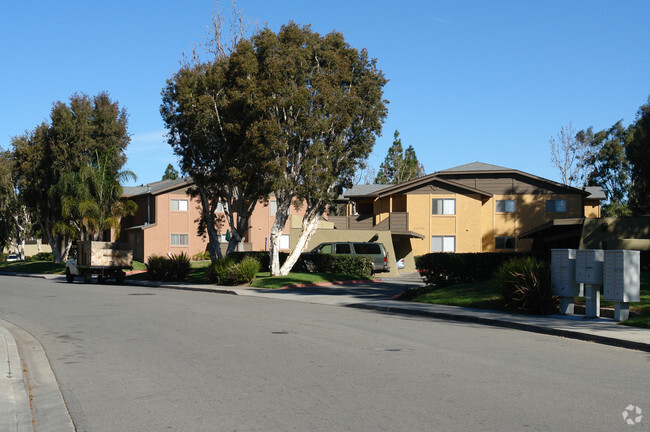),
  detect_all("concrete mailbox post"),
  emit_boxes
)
[603,250,640,321]
[575,249,604,318]
[551,249,583,314]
